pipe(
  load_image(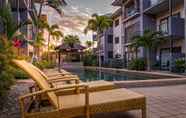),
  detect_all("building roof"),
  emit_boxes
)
[111,0,123,6]
[55,43,85,53]
[112,8,122,19]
